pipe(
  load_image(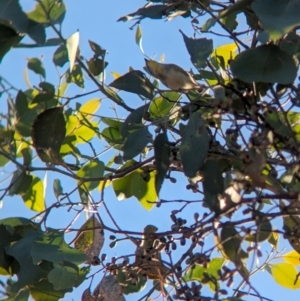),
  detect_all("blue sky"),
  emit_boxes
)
[1,1,299,300]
